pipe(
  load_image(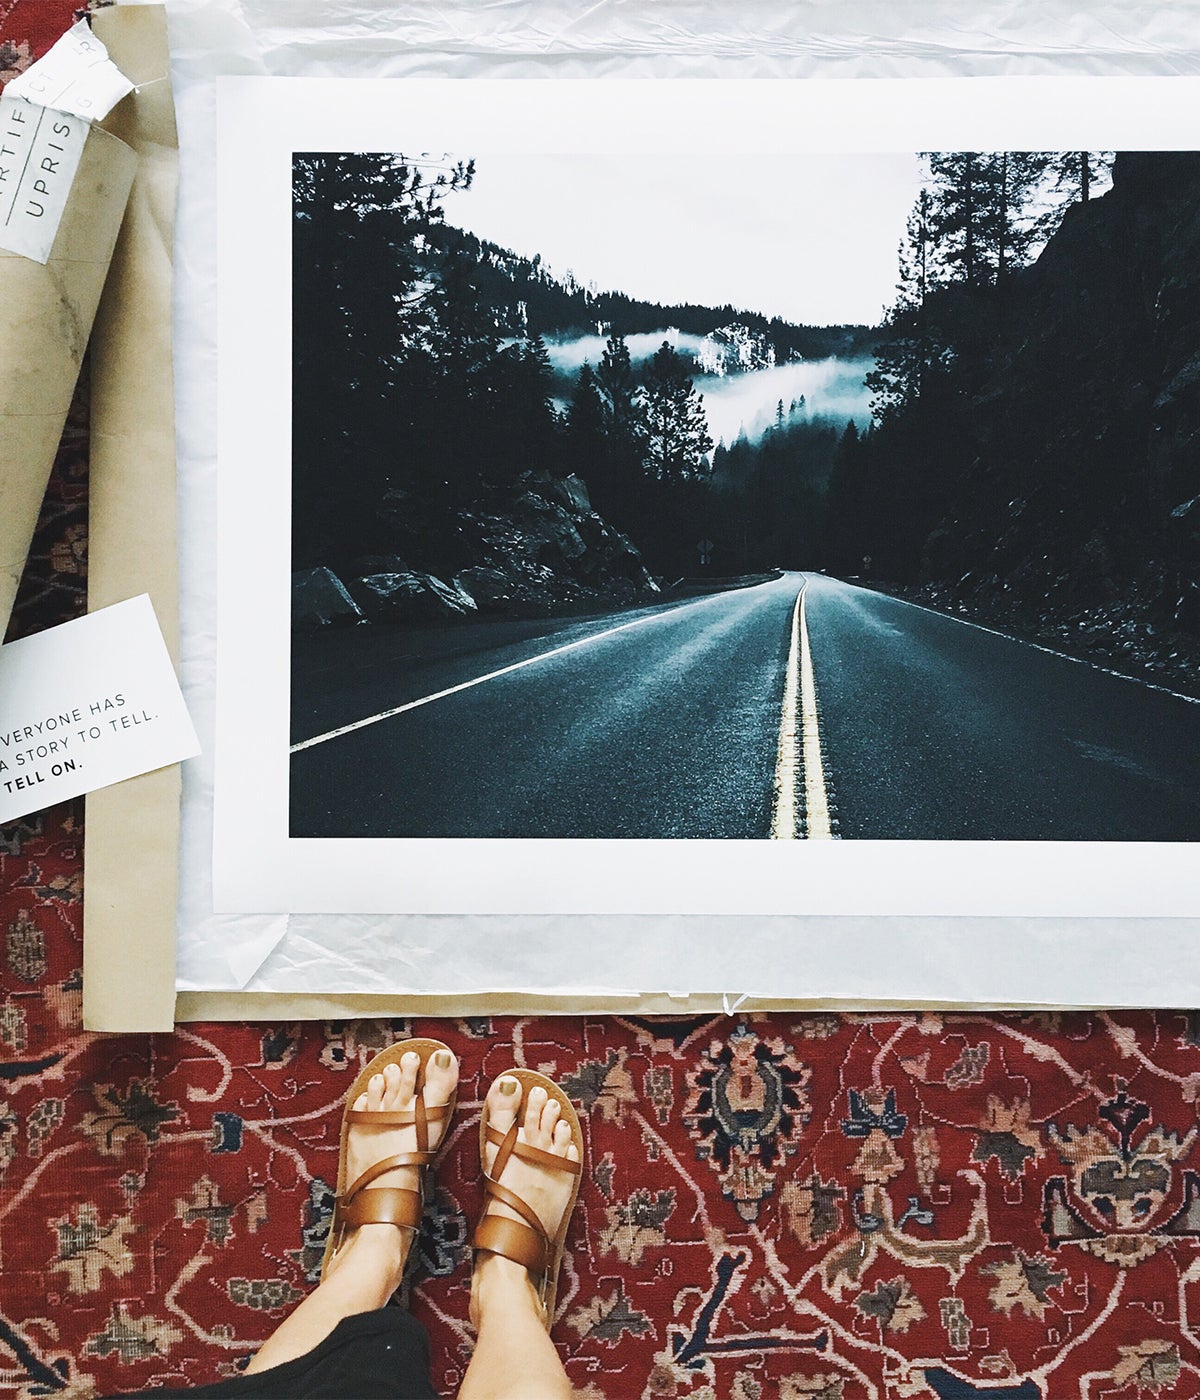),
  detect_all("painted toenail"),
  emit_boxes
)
[434,1051,452,1069]
[500,1079,518,1096]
